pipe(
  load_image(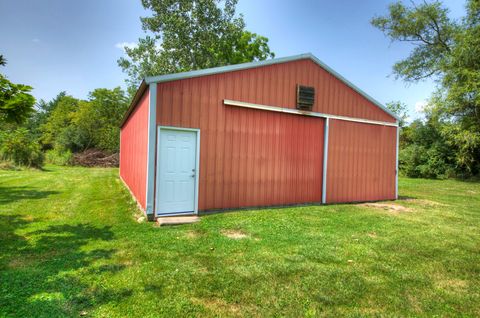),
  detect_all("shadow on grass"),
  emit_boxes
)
[0,186,59,205]
[397,195,418,200]
[0,214,131,317]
